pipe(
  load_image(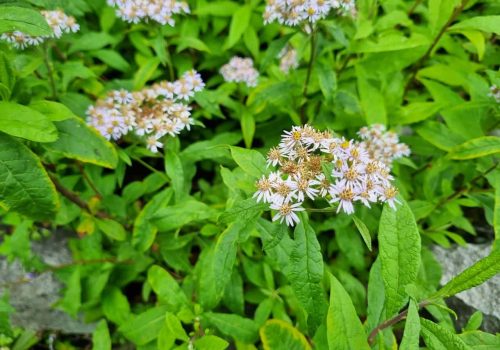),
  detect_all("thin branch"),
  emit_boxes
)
[300,27,318,124]
[77,162,102,198]
[368,300,430,345]
[403,0,469,97]
[48,172,110,219]
[435,162,498,209]
[408,0,423,16]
